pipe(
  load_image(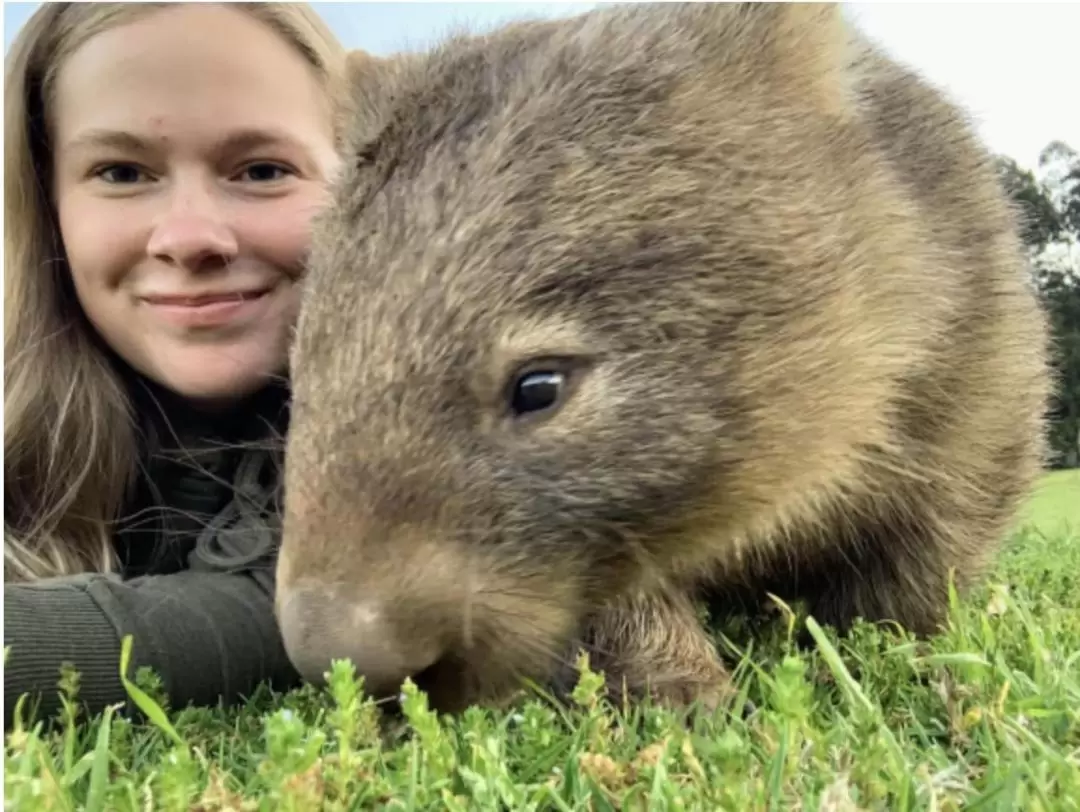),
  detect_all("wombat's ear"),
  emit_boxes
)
[345,49,380,86]
[690,2,857,119]
[342,49,396,116]
[337,49,414,153]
